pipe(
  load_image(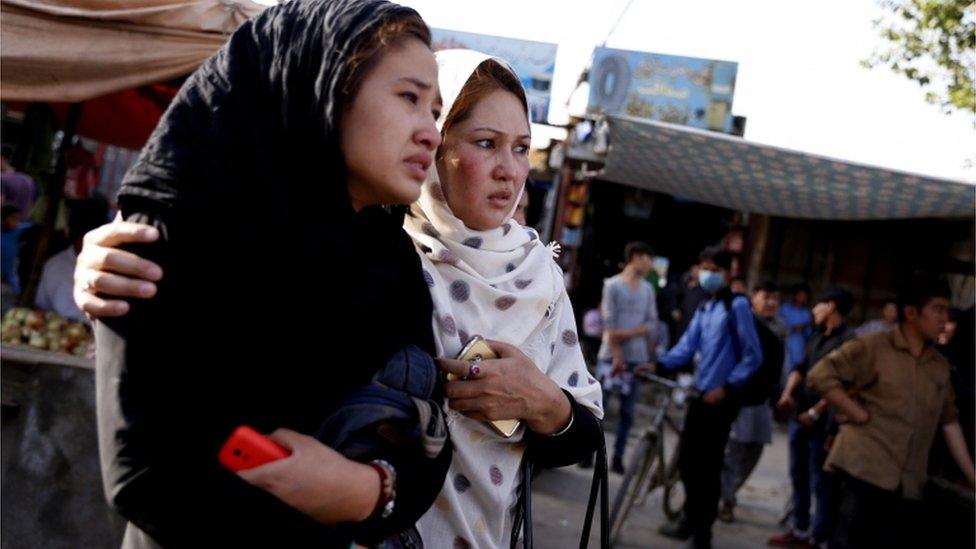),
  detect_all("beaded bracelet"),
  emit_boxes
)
[369,459,396,520]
